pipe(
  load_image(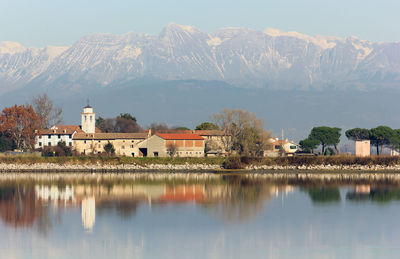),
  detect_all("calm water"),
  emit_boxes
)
[1,172,400,259]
